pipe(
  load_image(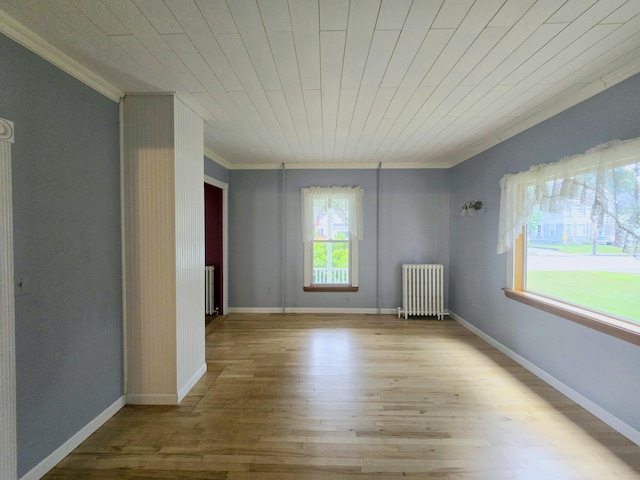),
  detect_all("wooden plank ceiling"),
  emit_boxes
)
[1,0,639,168]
